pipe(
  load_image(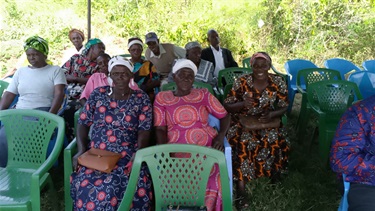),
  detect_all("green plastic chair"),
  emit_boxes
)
[295,68,342,140]
[63,138,77,211]
[217,67,252,102]
[307,80,362,164]
[0,109,65,211]
[117,144,232,211]
[0,80,9,100]
[161,81,215,96]
[242,57,251,68]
